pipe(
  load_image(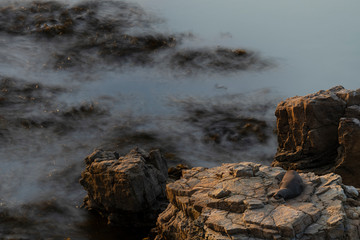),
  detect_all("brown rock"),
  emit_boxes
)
[80,148,168,226]
[335,117,360,186]
[273,86,360,187]
[273,86,346,173]
[154,162,360,239]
